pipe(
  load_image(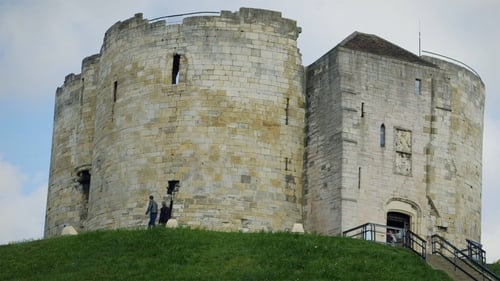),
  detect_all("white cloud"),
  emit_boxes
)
[0,157,25,196]
[0,0,153,100]
[0,156,47,244]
